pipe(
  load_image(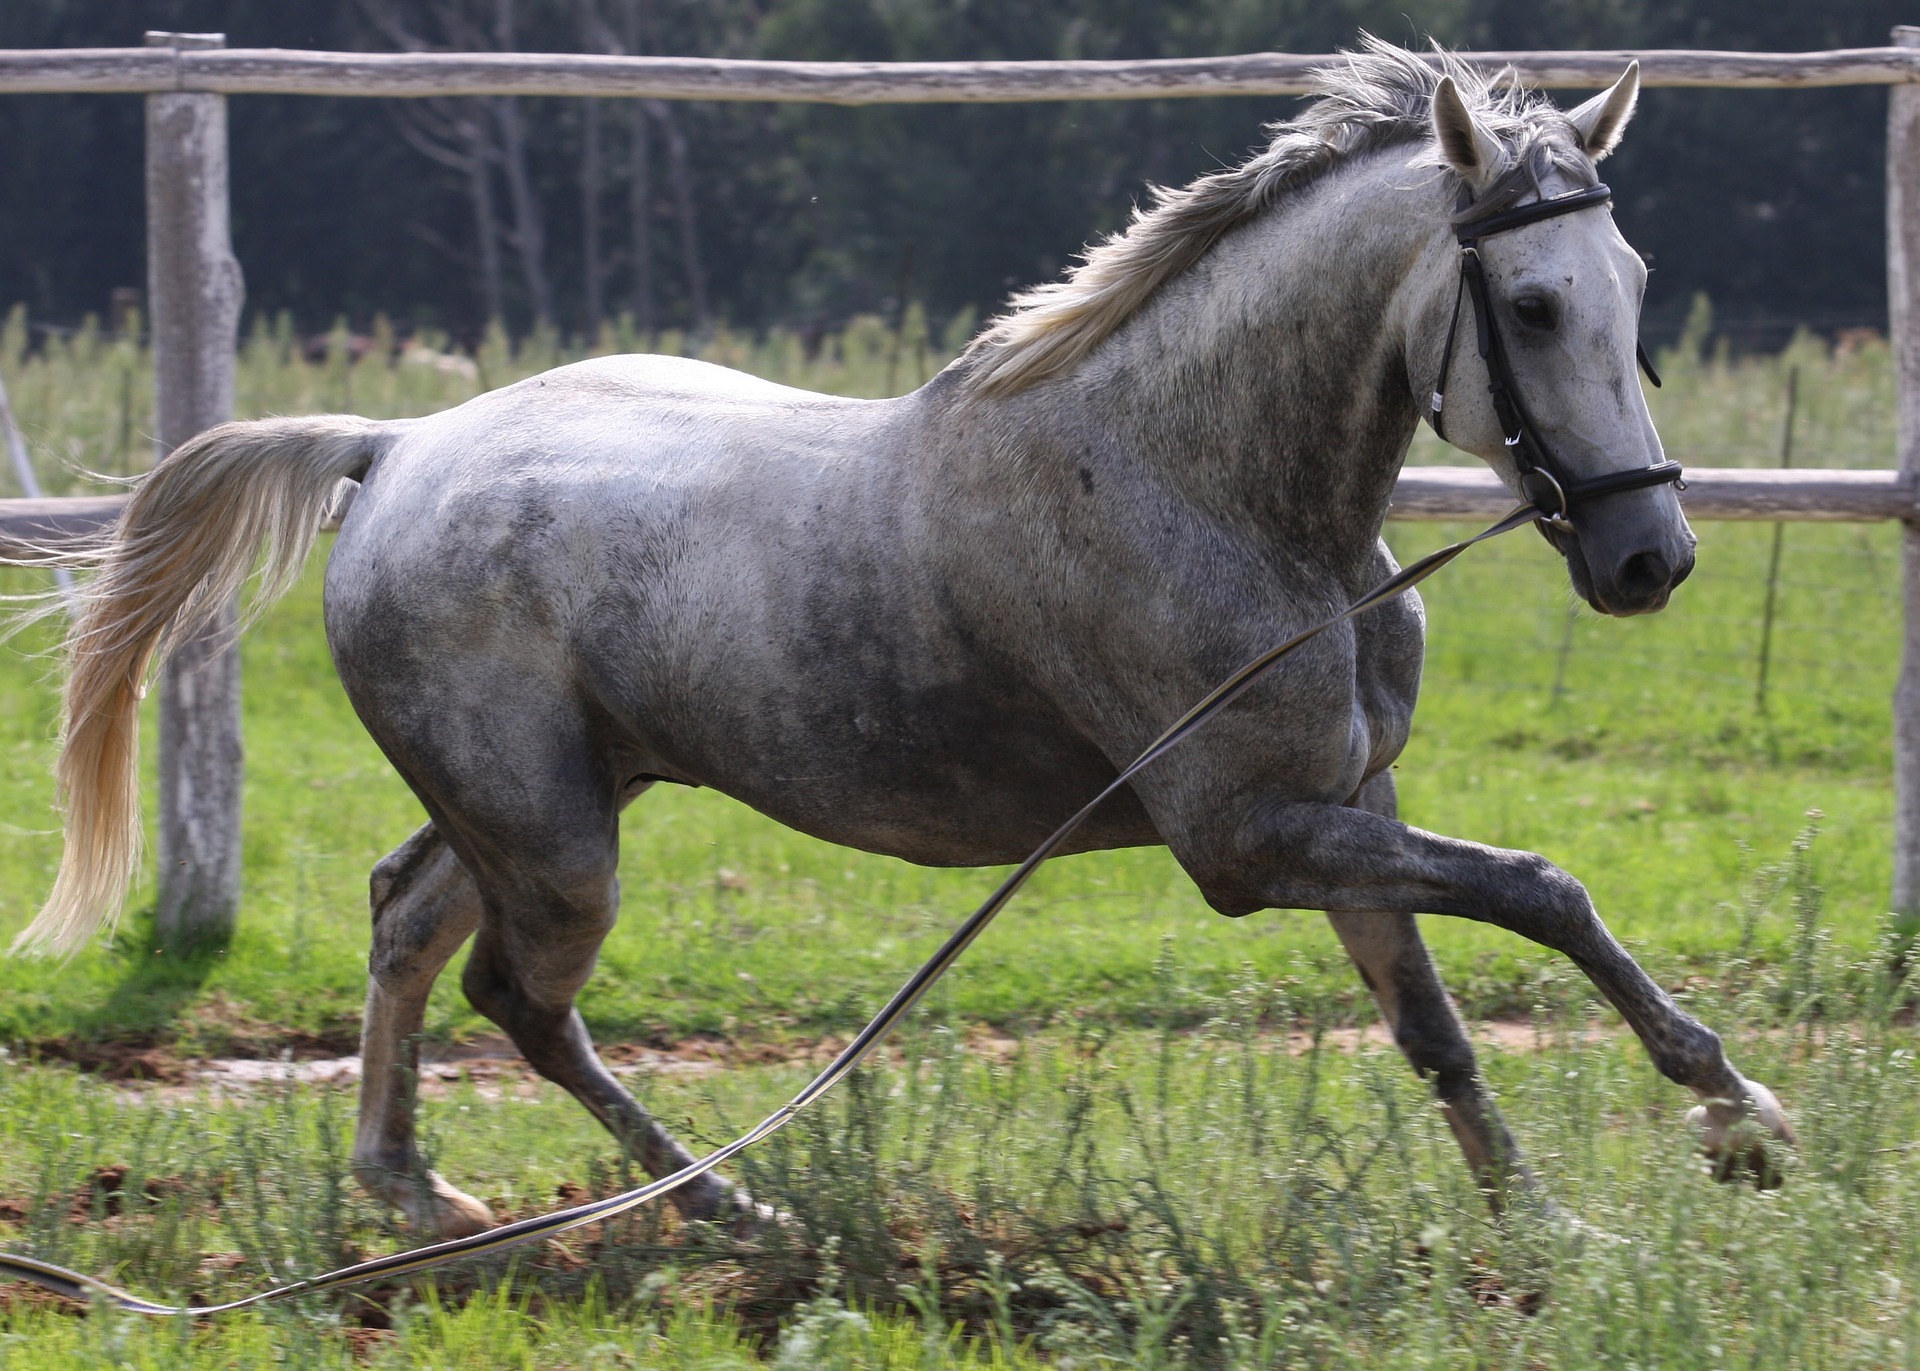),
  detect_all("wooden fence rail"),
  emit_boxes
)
[1393,467,1918,522]
[3,31,1919,939]
[3,466,1913,566]
[0,45,1913,103]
